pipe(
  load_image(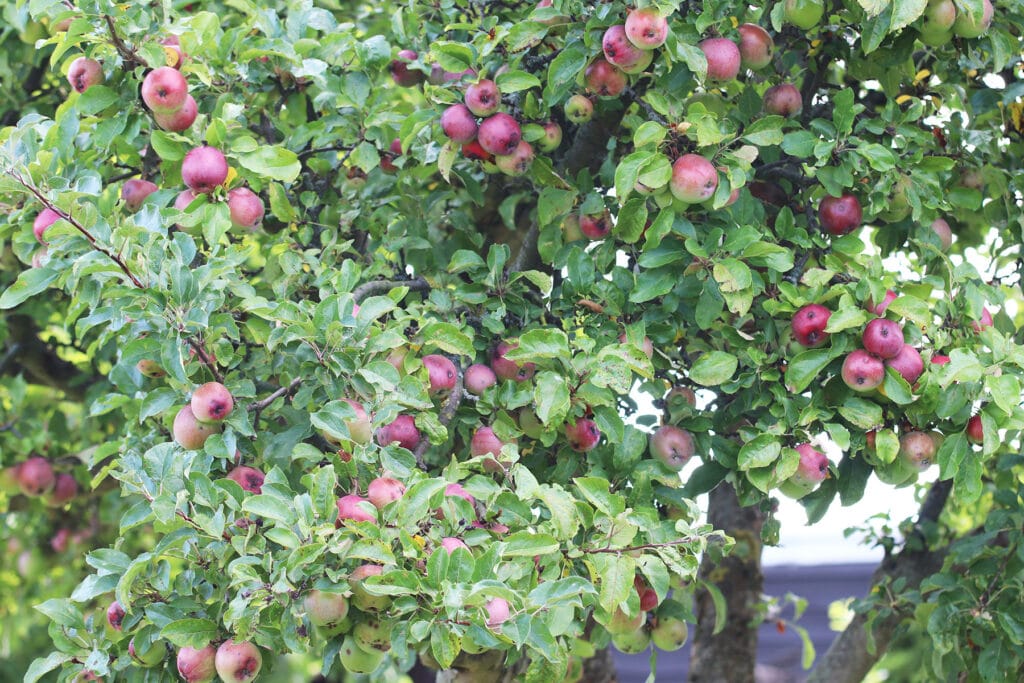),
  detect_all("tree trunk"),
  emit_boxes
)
[688,482,765,683]
[580,646,618,683]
